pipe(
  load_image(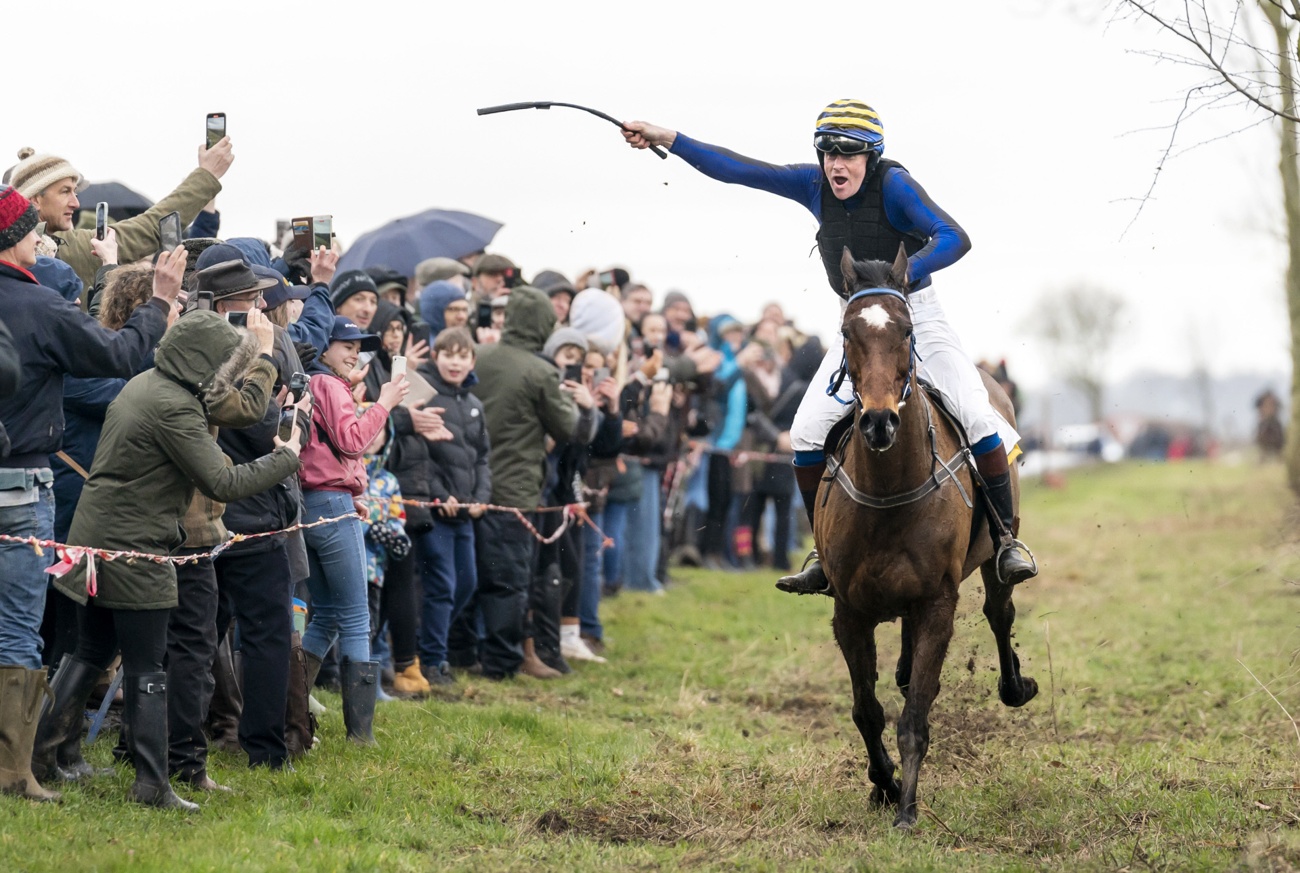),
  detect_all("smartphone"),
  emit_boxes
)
[311,215,332,251]
[274,219,291,249]
[476,301,493,330]
[288,371,309,401]
[159,211,182,252]
[205,113,226,150]
[278,405,298,443]
[225,311,248,327]
[94,202,108,241]
[287,216,313,255]
[592,367,611,389]
[390,355,407,382]
[562,363,582,383]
